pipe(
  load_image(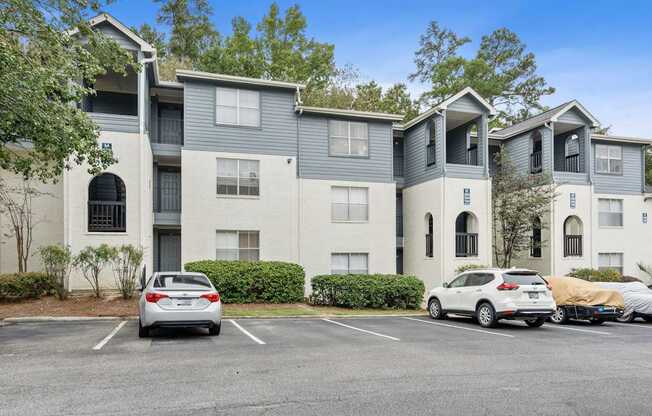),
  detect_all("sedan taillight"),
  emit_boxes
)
[497,282,519,291]
[200,292,220,303]
[145,292,169,303]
